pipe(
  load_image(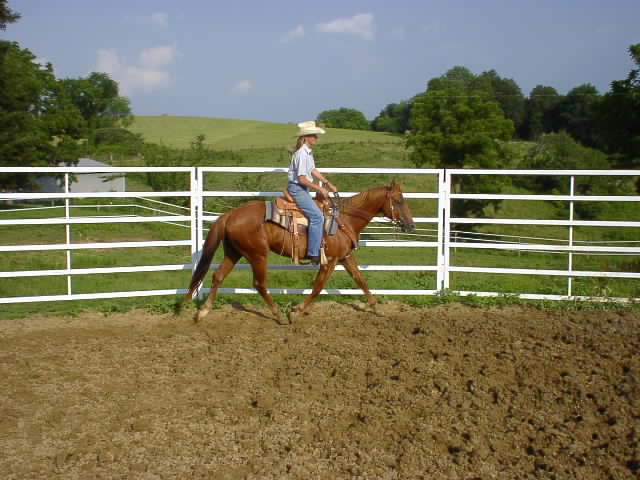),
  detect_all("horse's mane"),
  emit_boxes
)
[337,186,386,215]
